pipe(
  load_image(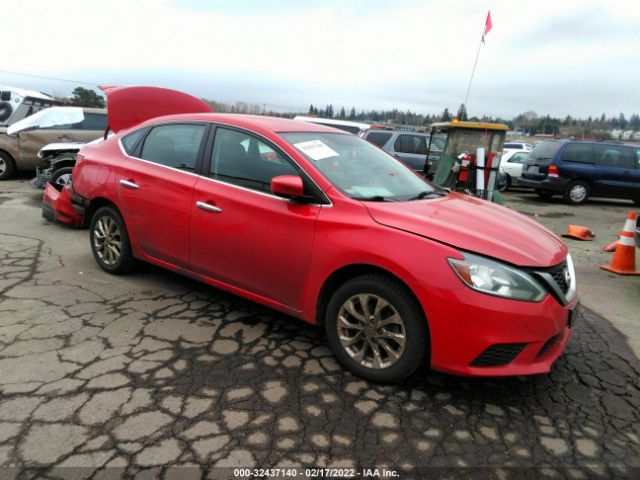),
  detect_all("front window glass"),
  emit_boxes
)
[210,128,298,193]
[282,132,437,201]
